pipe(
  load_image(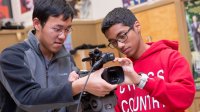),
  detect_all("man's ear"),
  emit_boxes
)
[33,18,42,31]
[133,21,141,33]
